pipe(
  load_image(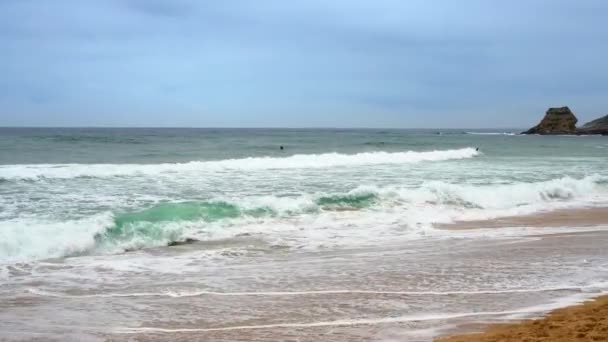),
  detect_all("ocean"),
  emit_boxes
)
[1,128,608,341]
